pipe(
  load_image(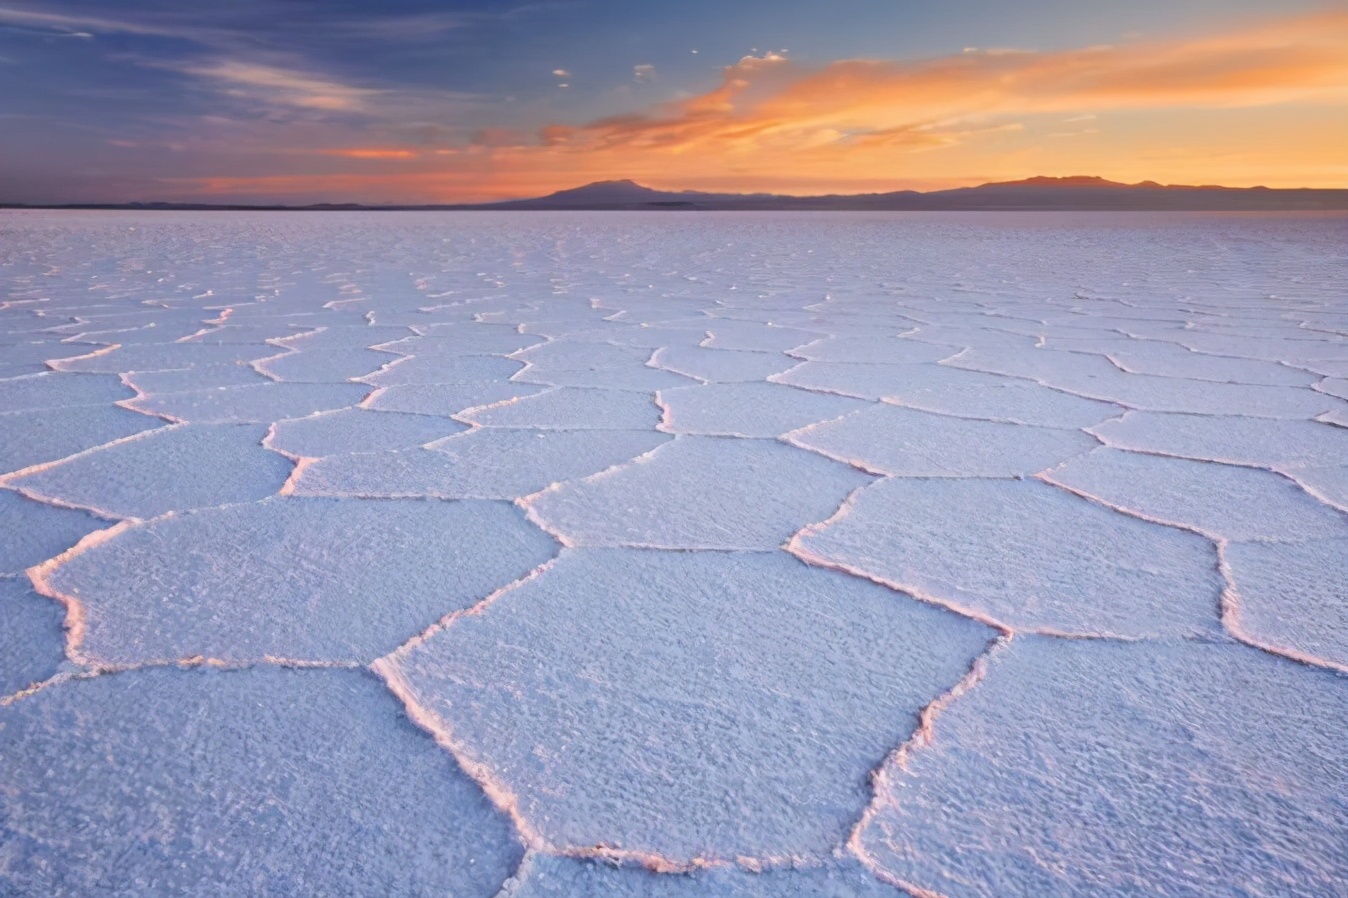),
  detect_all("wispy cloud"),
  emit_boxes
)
[172,59,379,111]
[323,148,418,159]
[541,11,1348,159]
[0,4,461,45]
[0,4,228,42]
[9,4,1343,203]
[319,11,463,42]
